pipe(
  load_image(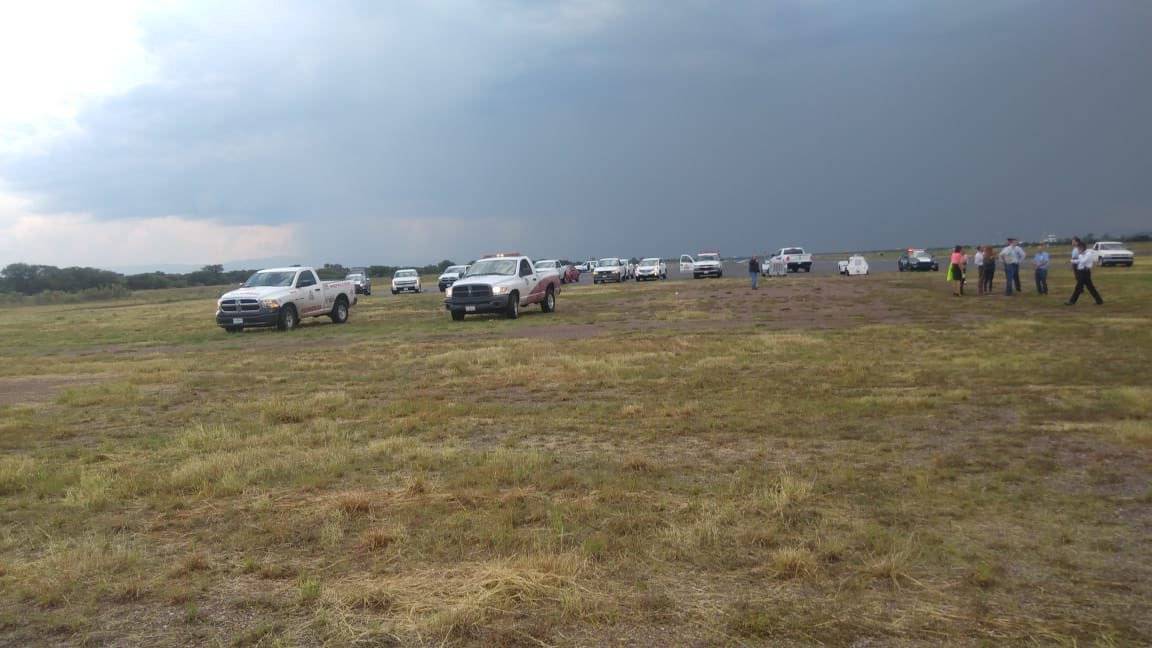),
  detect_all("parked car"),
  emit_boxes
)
[593,258,627,283]
[839,255,869,276]
[216,266,355,332]
[534,259,581,284]
[345,272,372,295]
[635,257,667,281]
[443,254,561,320]
[1092,241,1134,267]
[898,249,939,272]
[770,247,813,273]
[438,265,469,292]
[391,269,422,294]
[684,251,723,278]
